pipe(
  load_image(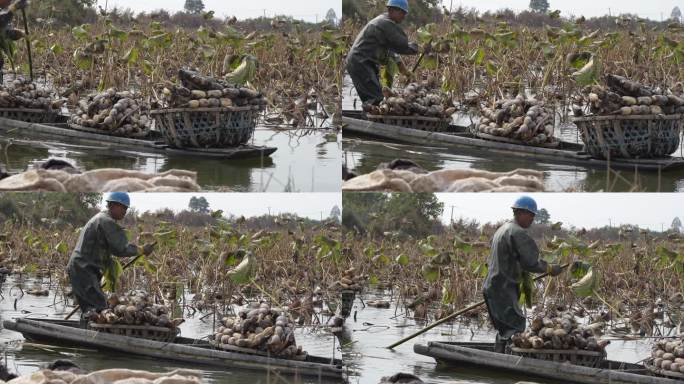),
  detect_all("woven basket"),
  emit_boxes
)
[0,108,62,124]
[366,114,450,132]
[150,106,261,149]
[88,322,179,342]
[645,359,684,379]
[510,347,606,368]
[573,114,683,159]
